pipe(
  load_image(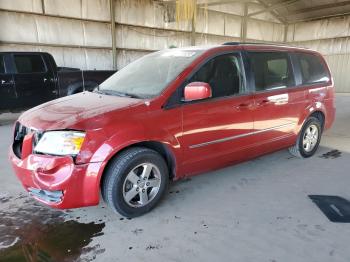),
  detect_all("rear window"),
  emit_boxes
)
[297,53,330,85]
[14,54,46,74]
[249,52,295,91]
[0,55,5,74]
